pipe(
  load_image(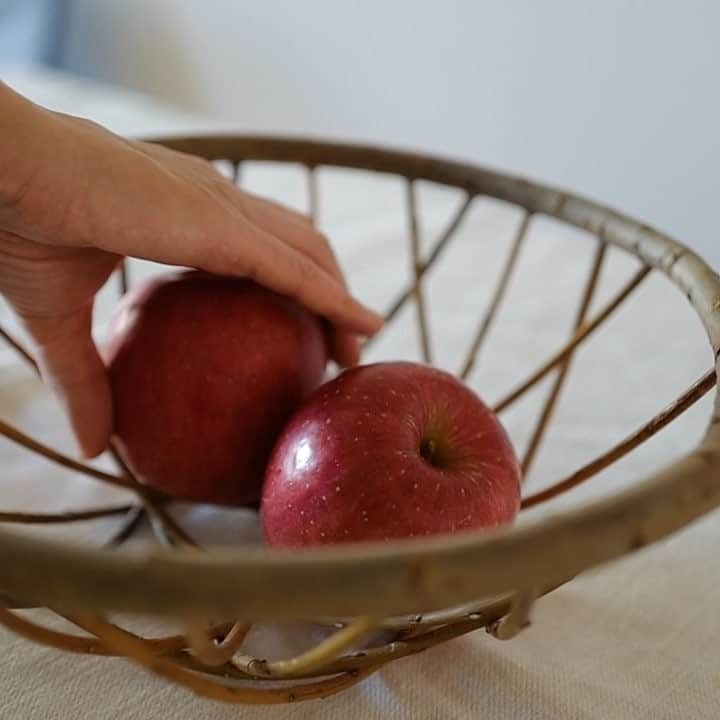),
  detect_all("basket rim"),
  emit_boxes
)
[1,134,719,619]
